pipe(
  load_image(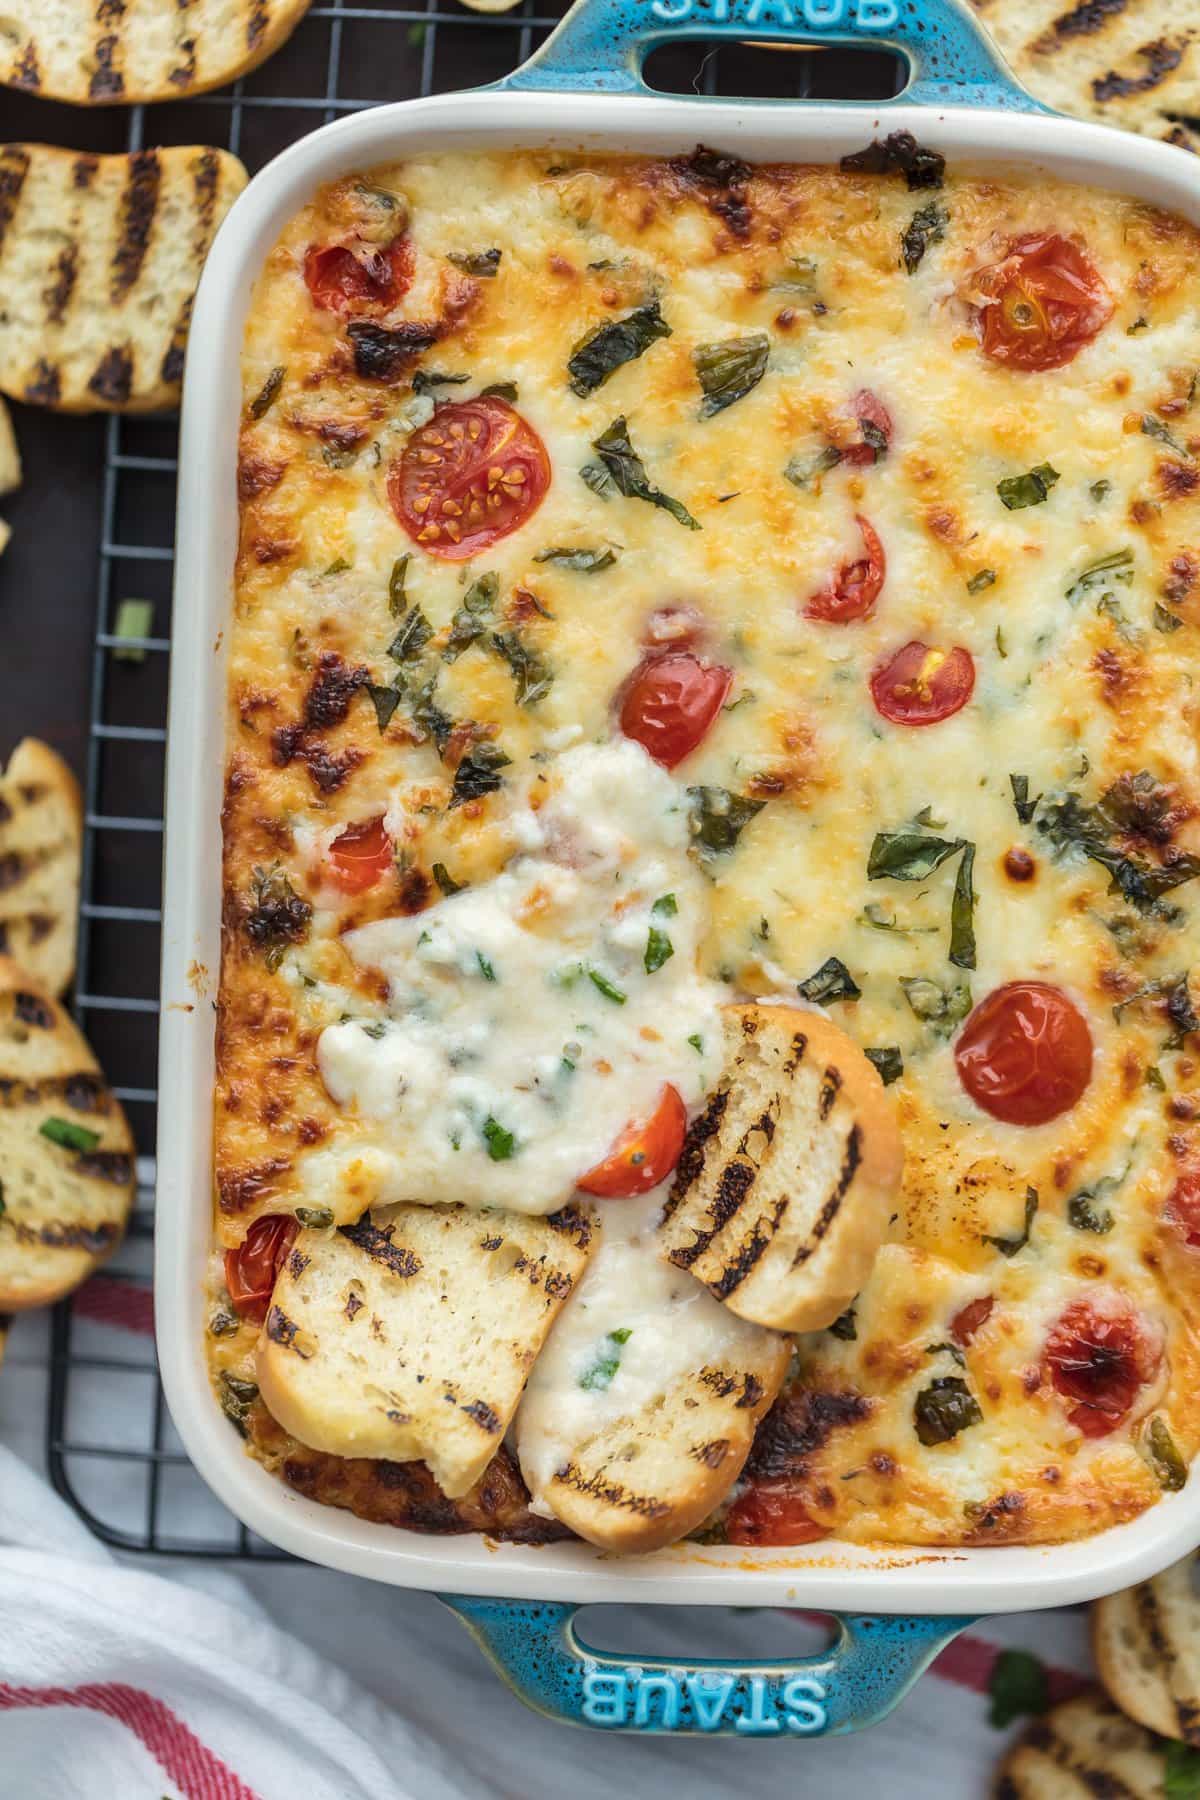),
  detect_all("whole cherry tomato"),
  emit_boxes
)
[840,390,893,466]
[870,641,975,725]
[724,1481,828,1547]
[328,817,392,894]
[969,234,1112,372]
[805,516,886,624]
[1044,1295,1161,1437]
[955,981,1093,1127]
[577,1085,688,1198]
[303,238,414,316]
[224,1214,299,1325]
[617,651,732,769]
[388,397,550,561]
[950,1296,995,1346]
